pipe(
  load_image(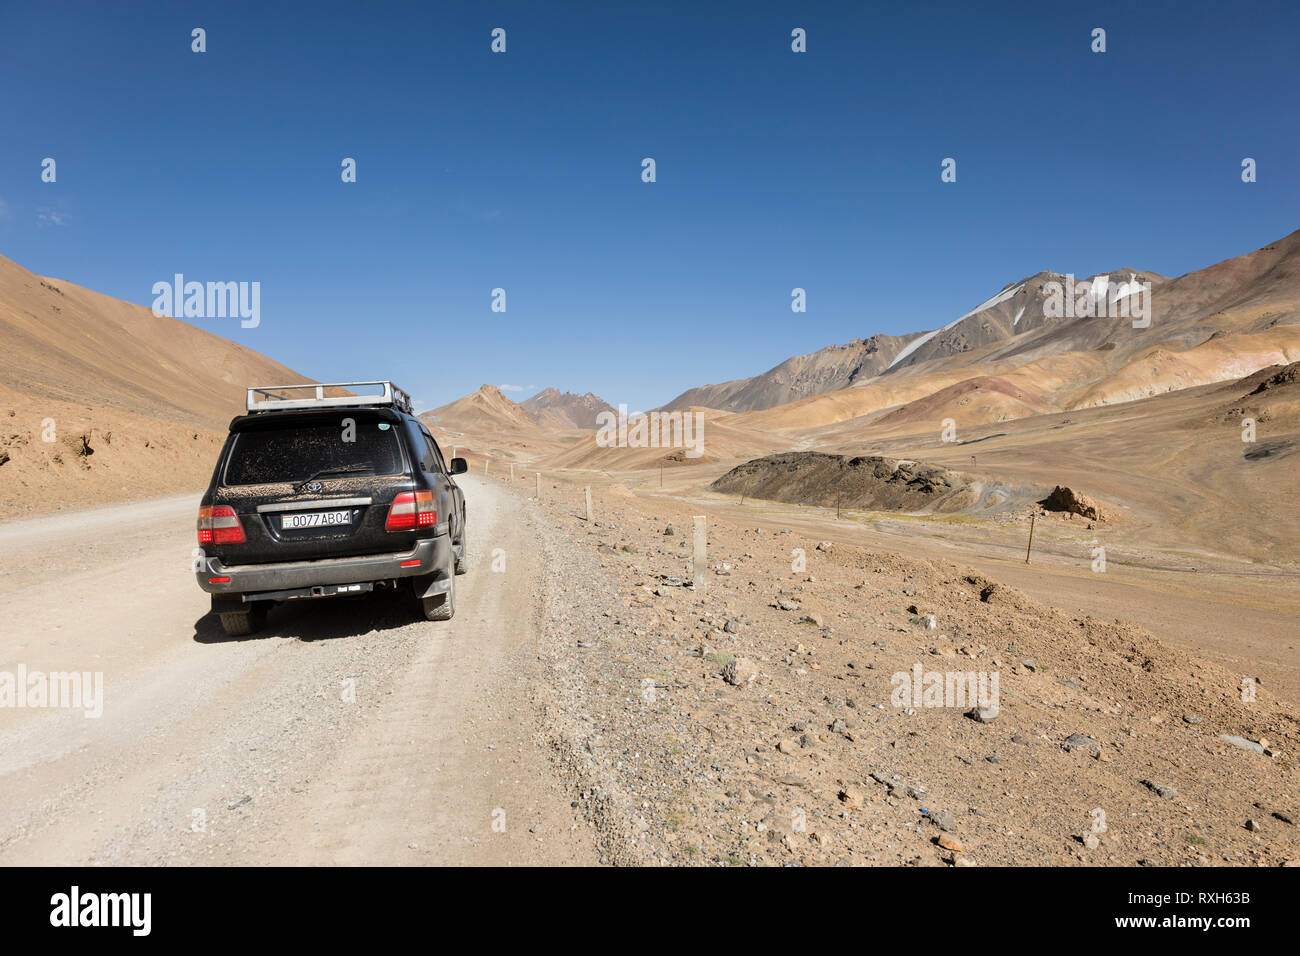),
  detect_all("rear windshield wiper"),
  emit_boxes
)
[293,463,373,492]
